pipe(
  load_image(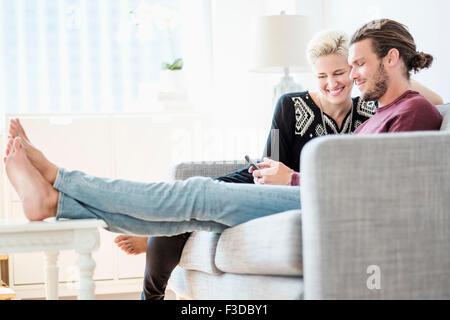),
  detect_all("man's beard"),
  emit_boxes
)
[362,62,389,101]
